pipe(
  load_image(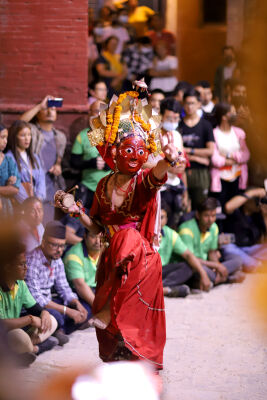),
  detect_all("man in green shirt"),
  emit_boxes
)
[64,229,101,320]
[178,197,245,285]
[159,204,212,297]
[70,100,110,210]
[0,231,58,367]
